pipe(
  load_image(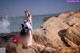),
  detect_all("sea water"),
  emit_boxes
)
[0,14,56,33]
